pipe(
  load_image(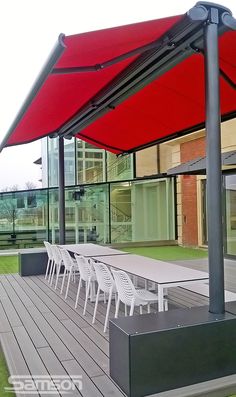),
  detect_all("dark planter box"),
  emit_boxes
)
[110,305,236,397]
[18,248,48,276]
